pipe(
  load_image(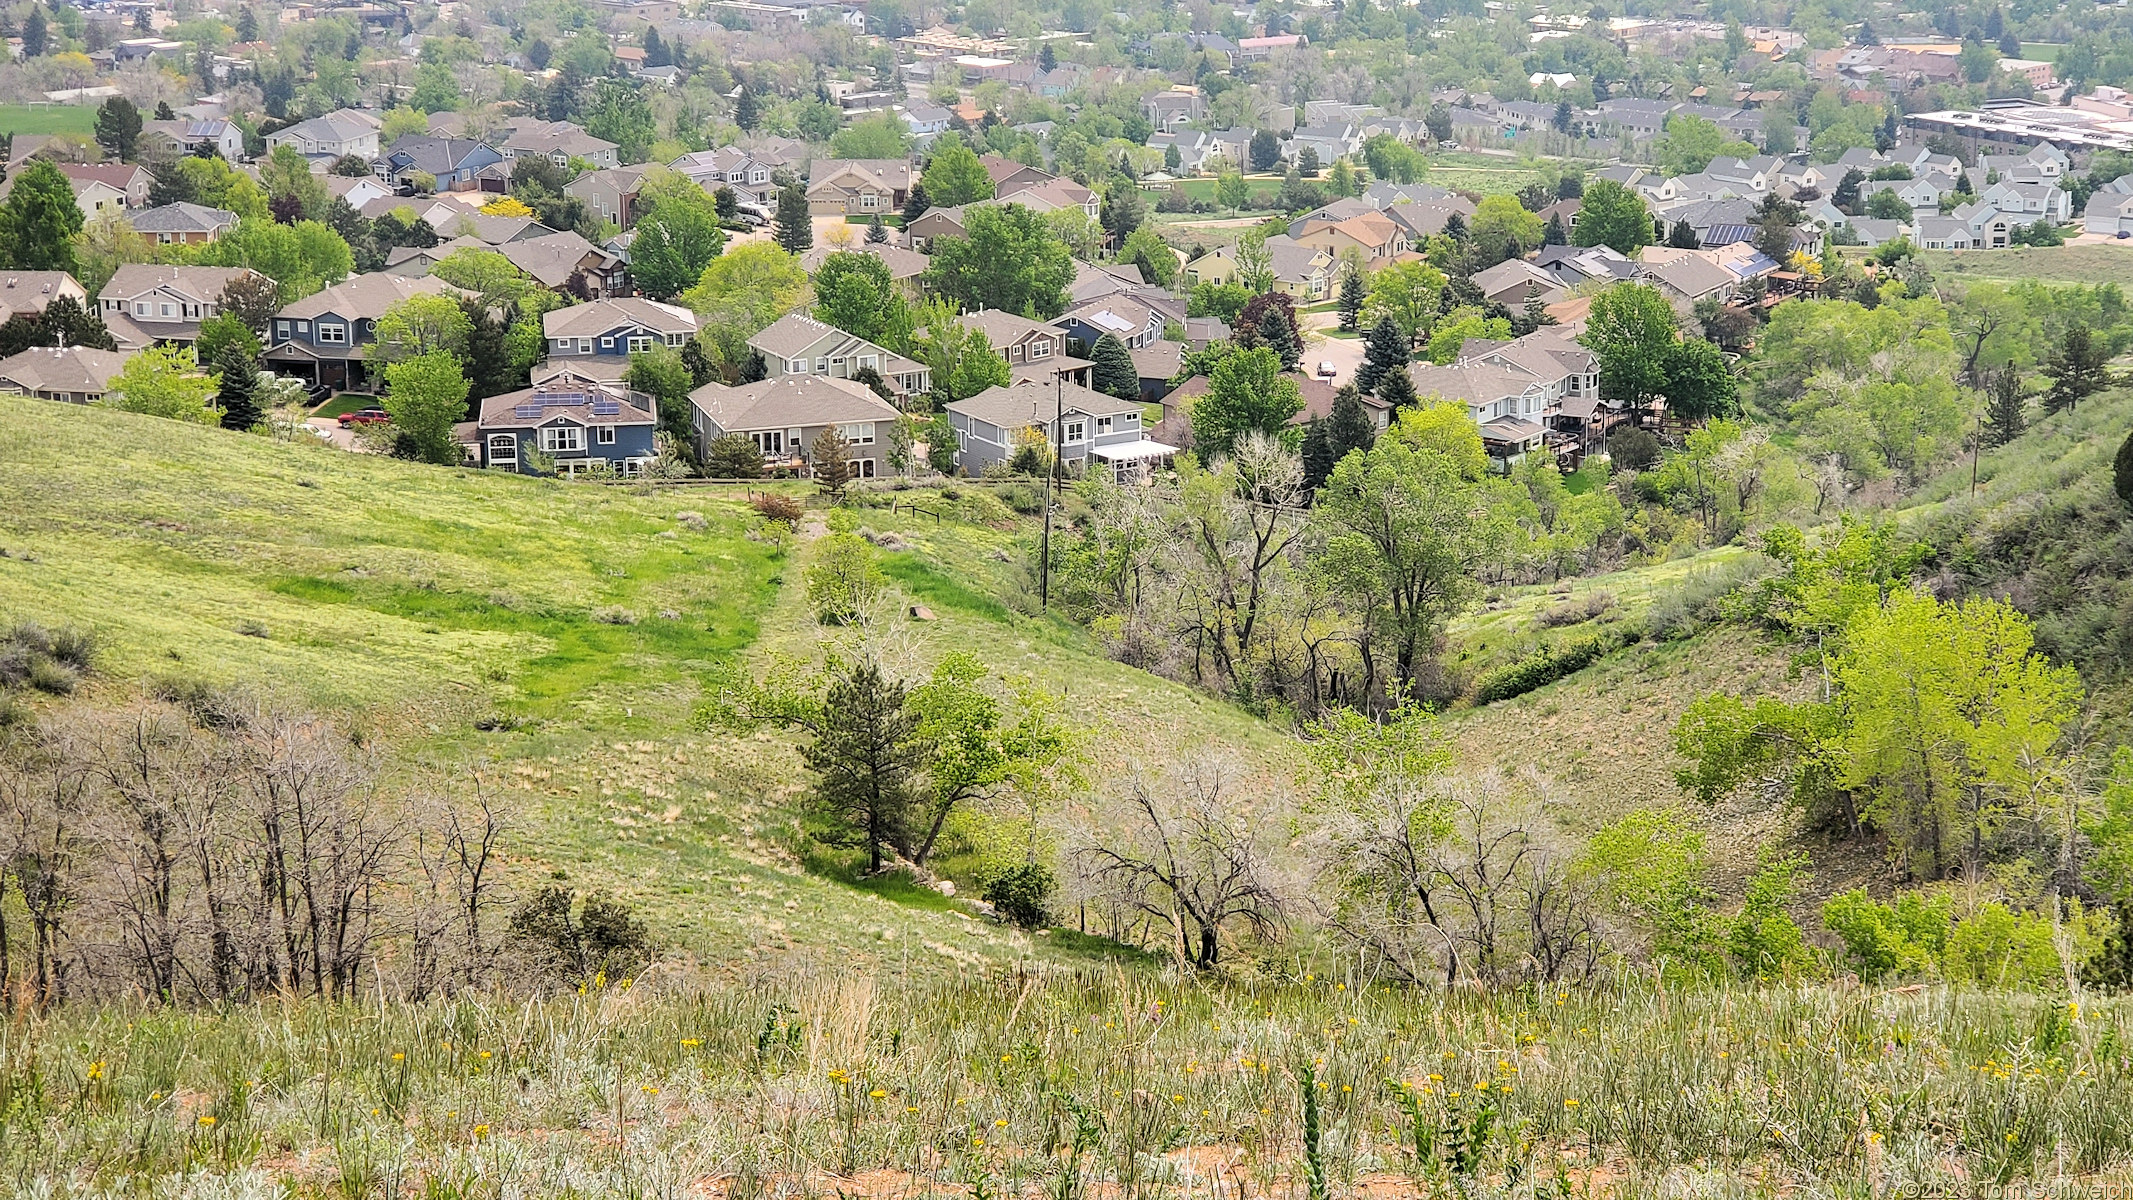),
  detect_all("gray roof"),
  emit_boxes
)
[100,264,257,304]
[0,345,128,395]
[748,312,869,360]
[277,271,456,320]
[478,375,653,430]
[948,378,1140,430]
[0,271,82,315]
[497,232,615,288]
[130,202,238,234]
[543,297,698,339]
[689,373,900,432]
